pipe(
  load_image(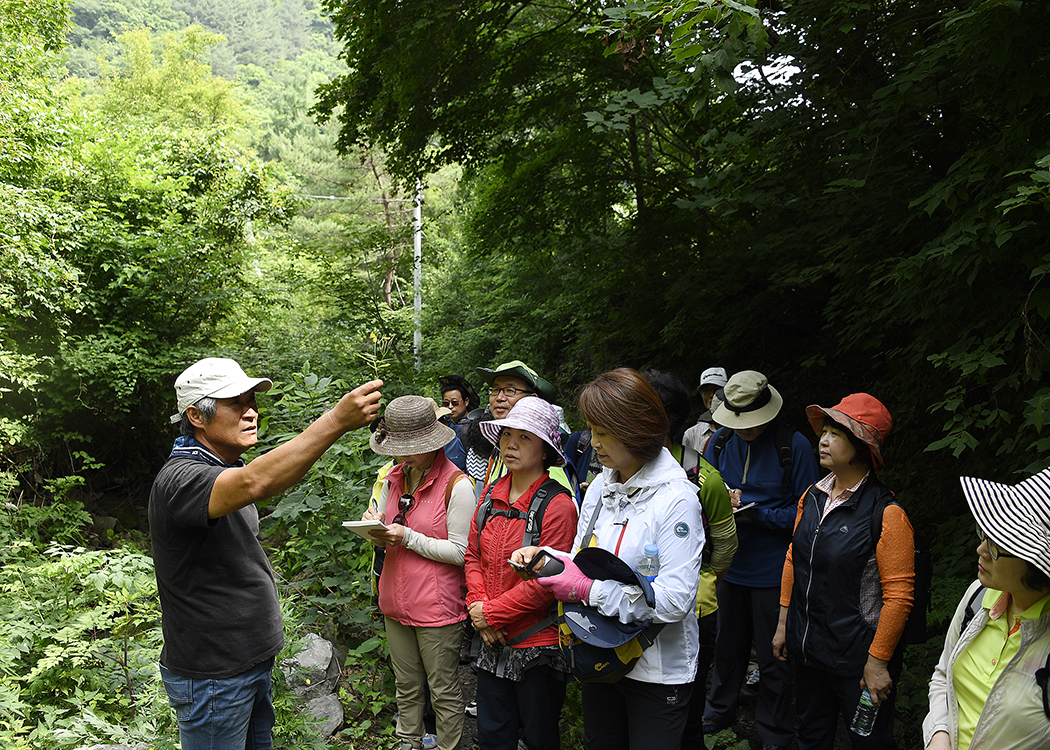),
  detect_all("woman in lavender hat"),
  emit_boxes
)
[464,397,578,750]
